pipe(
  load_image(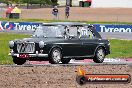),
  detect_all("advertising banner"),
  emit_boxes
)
[0,21,40,31]
[93,24,132,32]
[0,21,132,33]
